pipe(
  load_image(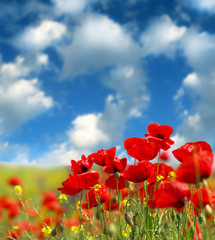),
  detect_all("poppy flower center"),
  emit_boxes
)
[81,165,88,172]
[157,134,164,139]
